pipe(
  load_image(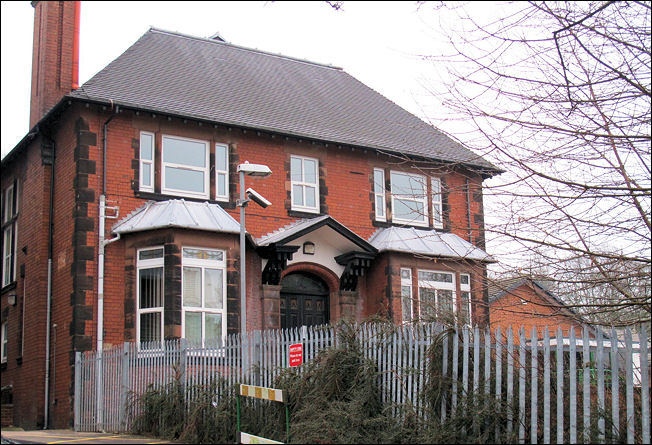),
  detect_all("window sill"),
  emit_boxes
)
[135,191,235,209]
[288,209,322,219]
[0,282,17,295]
